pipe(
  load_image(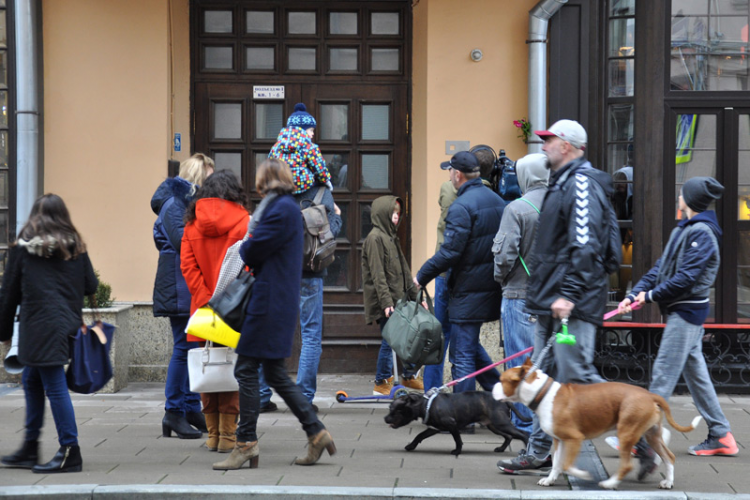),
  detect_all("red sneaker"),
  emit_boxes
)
[689,432,739,456]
